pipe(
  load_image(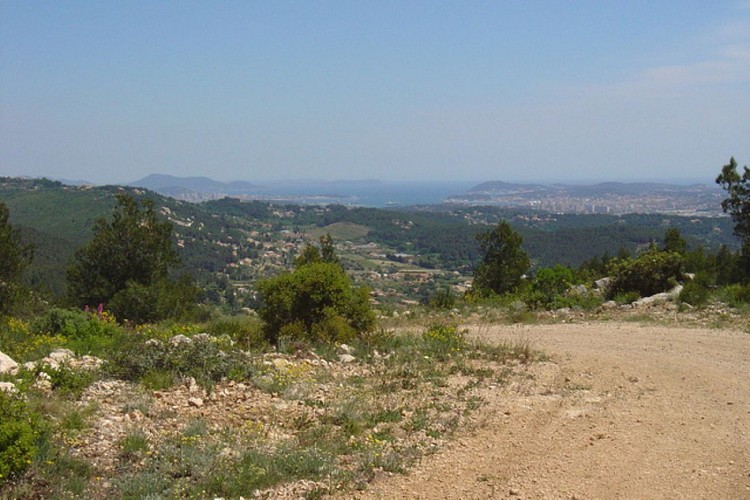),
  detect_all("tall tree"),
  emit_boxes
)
[473,221,530,296]
[716,156,750,281]
[662,228,687,254]
[67,193,184,319]
[0,202,33,315]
